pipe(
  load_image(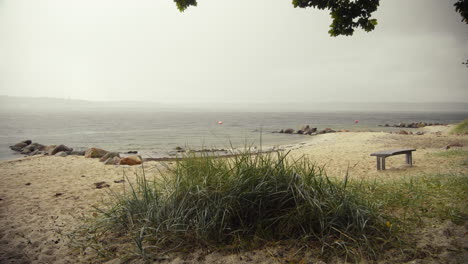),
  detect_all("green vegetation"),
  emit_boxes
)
[76,152,392,261]
[433,149,468,158]
[450,119,468,134]
[173,0,468,37]
[350,173,468,227]
[73,150,467,262]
